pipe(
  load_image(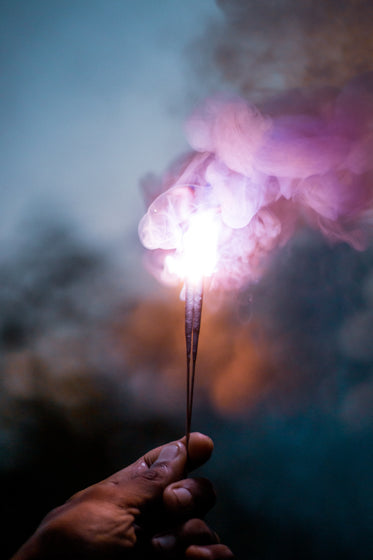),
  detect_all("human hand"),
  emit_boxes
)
[11,433,234,559]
